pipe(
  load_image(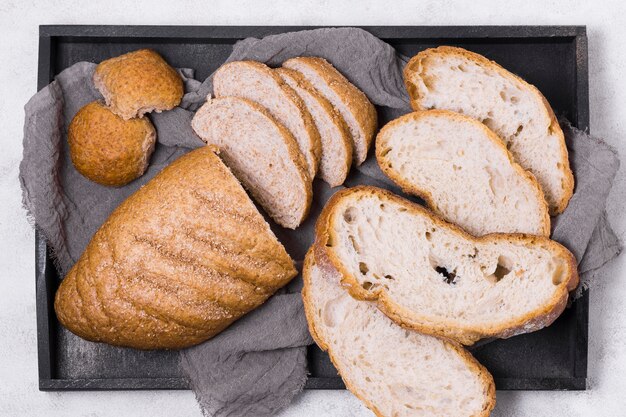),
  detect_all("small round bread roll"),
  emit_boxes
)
[93,49,183,120]
[68,101,156,187]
